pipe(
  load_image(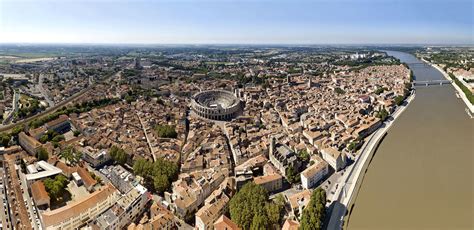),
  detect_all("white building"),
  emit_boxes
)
[300,156,328,189]
[25,161,62,185]
[96,184,150,230]
[321,147,346,171]
[41,184,119,230]
[72,172,83,186]
[81,147,111,168]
